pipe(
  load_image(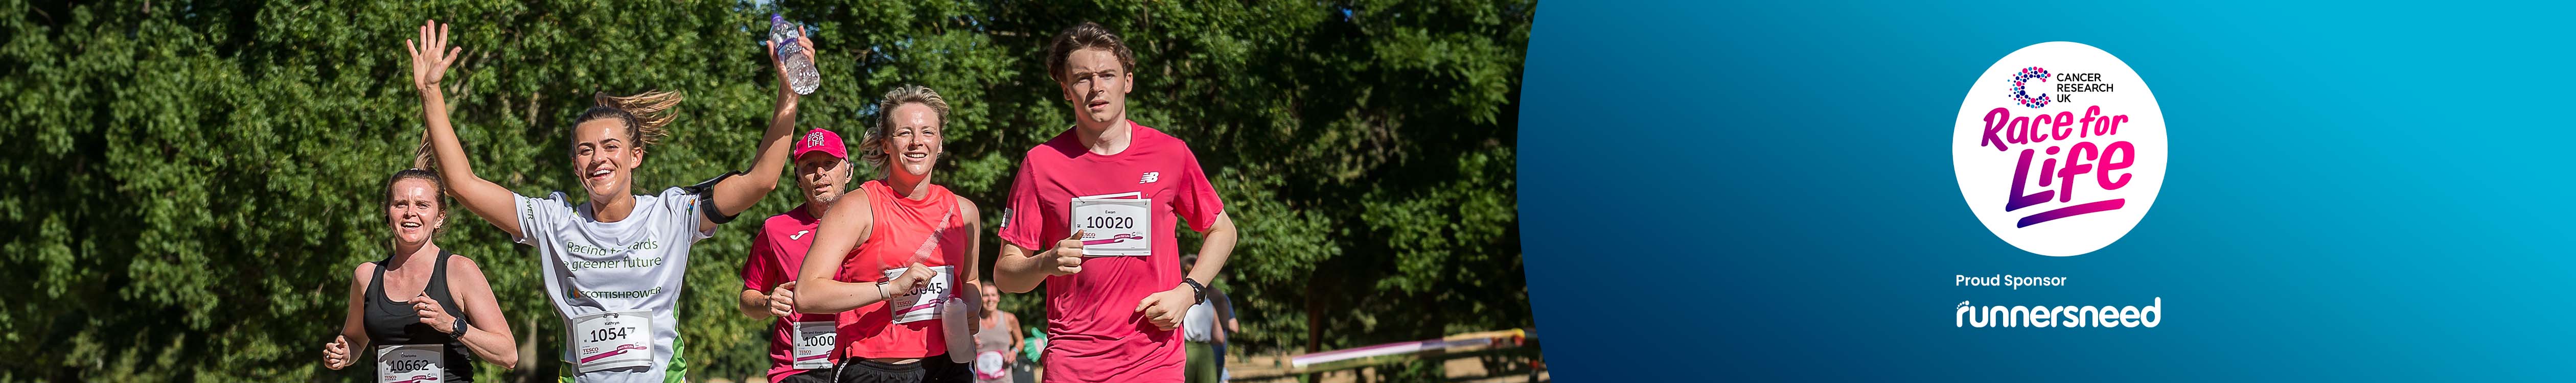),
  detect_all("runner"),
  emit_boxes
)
[974,282,1024,383]
[991,21,1244,383]
[323,168,520,382]
[402,18,807,383]
[1179,254,1235,383]
[739,127,859,383]
[794,85,982,383]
